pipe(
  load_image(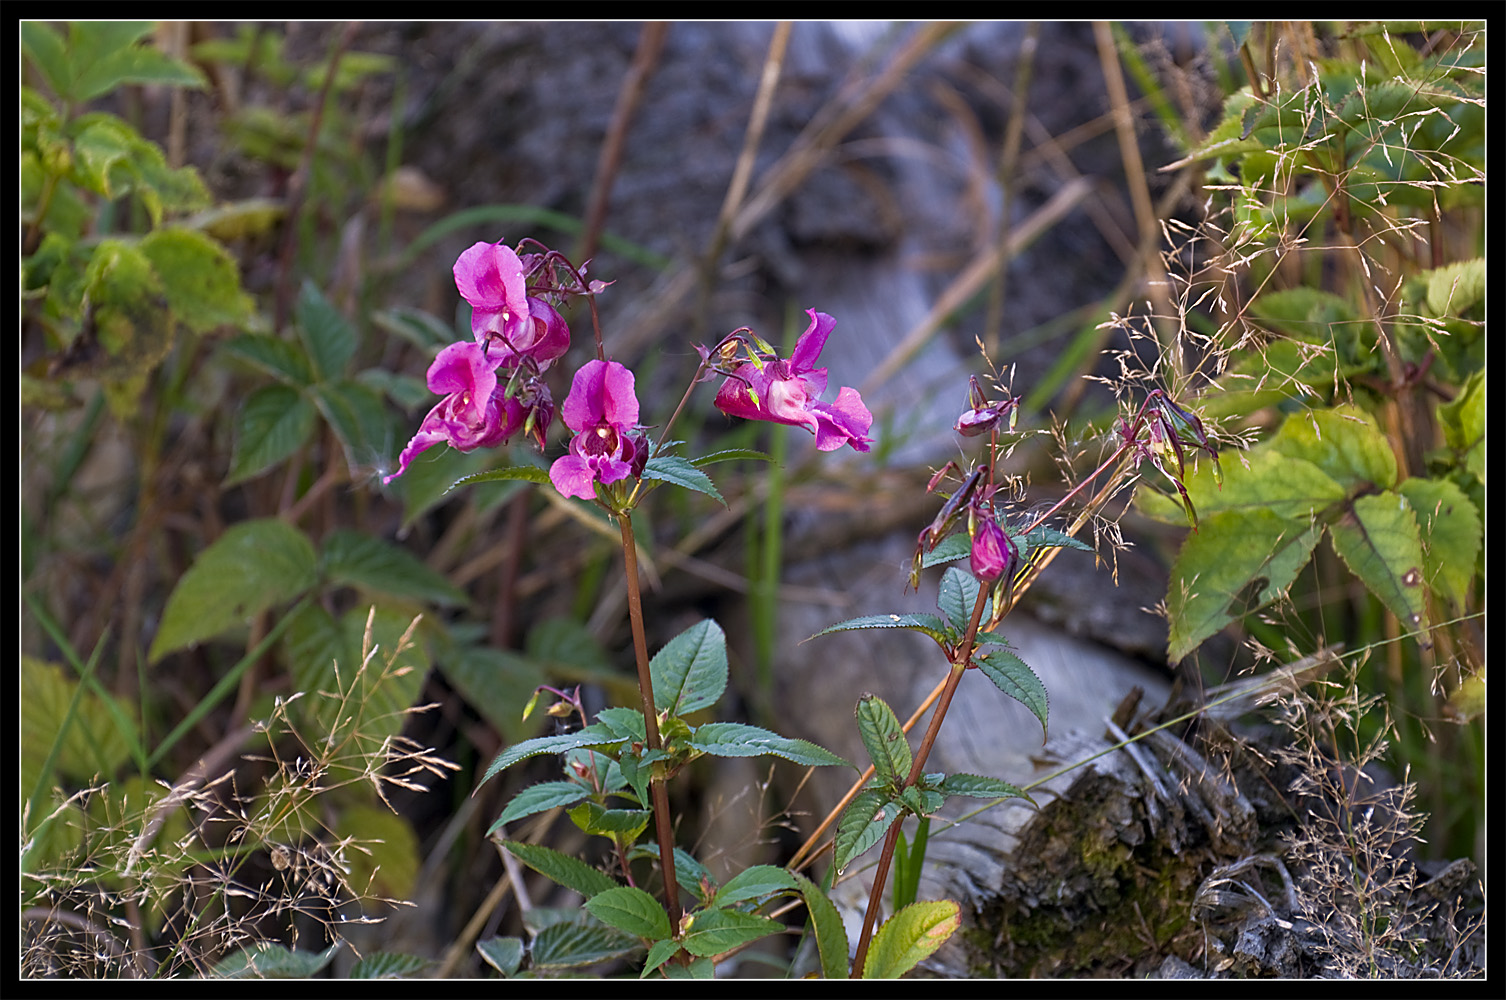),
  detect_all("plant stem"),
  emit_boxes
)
[617,512,682,930]
[850,583,989,976]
